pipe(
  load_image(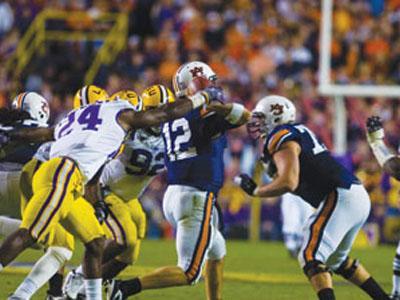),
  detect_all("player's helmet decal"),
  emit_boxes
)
[270,104,284,116]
